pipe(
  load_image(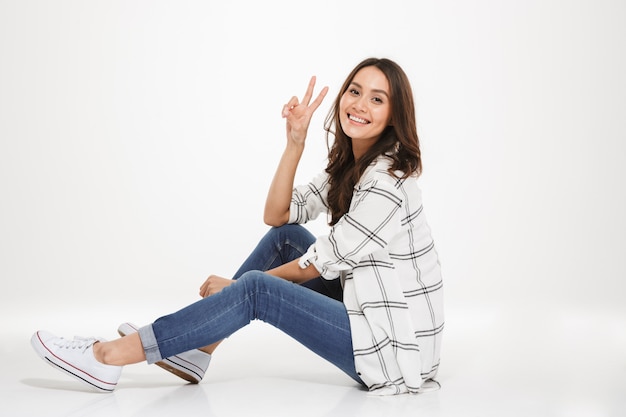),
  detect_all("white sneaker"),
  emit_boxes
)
[31,330,122,393]
[117,322,210,384]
